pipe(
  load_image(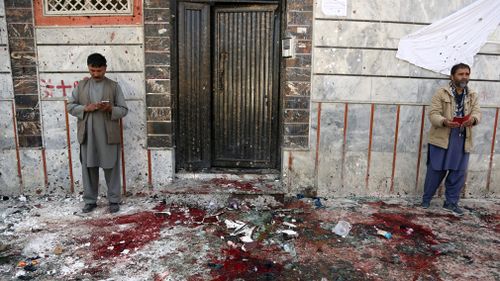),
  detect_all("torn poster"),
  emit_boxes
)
[396,0,500,75]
